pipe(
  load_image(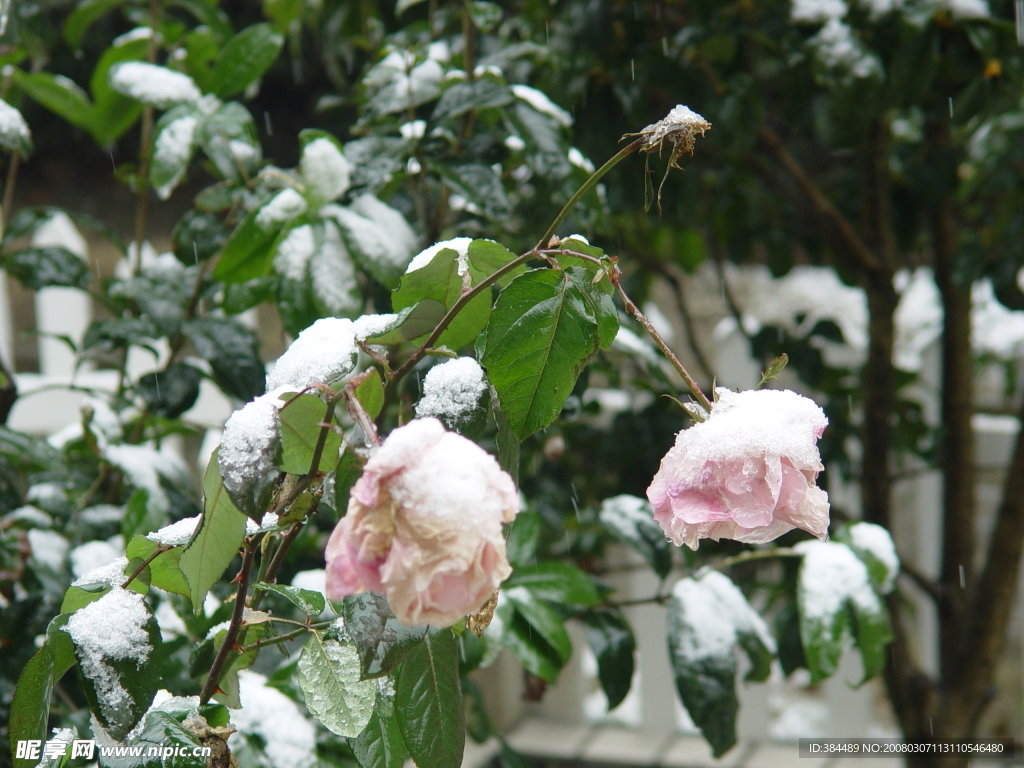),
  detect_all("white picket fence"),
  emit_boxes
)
[3,225,1022,766]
